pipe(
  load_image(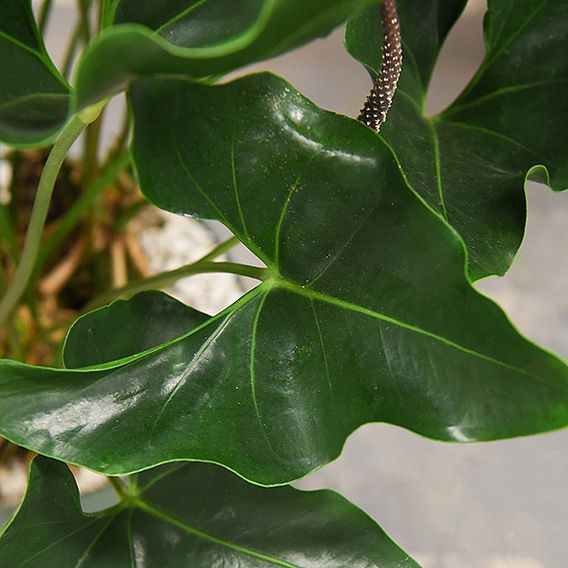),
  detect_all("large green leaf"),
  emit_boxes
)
[0,0,71,146]
[75,0,375,107]
[0,74,567,484]
[0,457,419,567]
[346,0,568,279]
